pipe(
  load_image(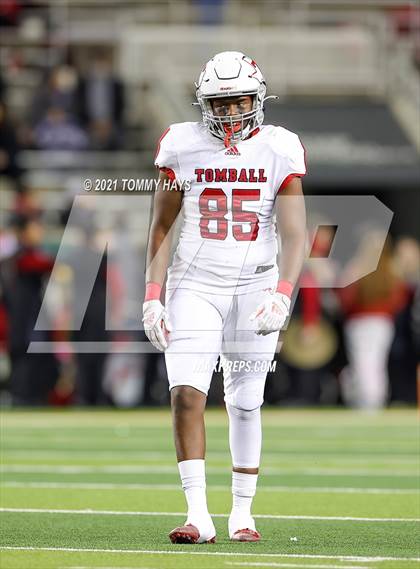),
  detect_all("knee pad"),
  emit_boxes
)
[226,402,260,422]
[224,373,265,412]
